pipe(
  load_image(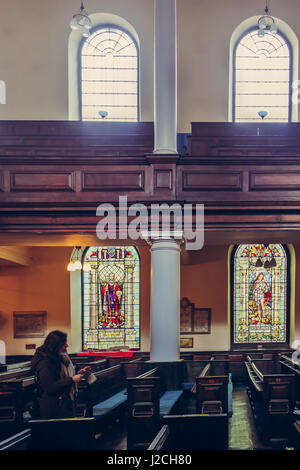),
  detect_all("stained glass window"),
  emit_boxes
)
[232,244,289,345]
[82,246,140,350]
[80,25,139,121]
